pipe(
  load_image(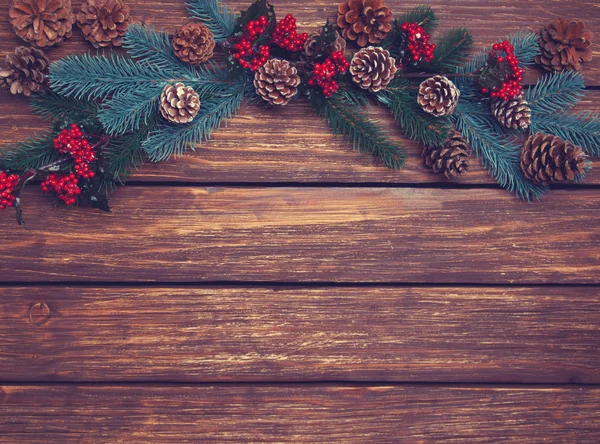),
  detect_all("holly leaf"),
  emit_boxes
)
[234,0,276,36]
